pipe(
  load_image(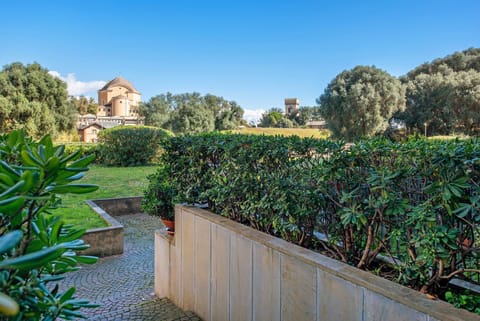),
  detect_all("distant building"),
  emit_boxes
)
[76,76,144,142]
[285,98,299,115]
[97,76,141,117]
[78,122,106,143]
[305,120,326,129]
